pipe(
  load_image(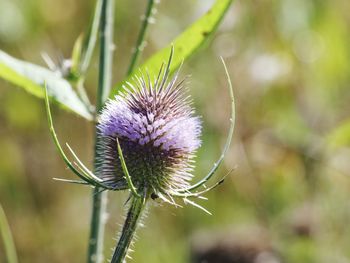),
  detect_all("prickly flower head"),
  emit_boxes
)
[96,64,201,197]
